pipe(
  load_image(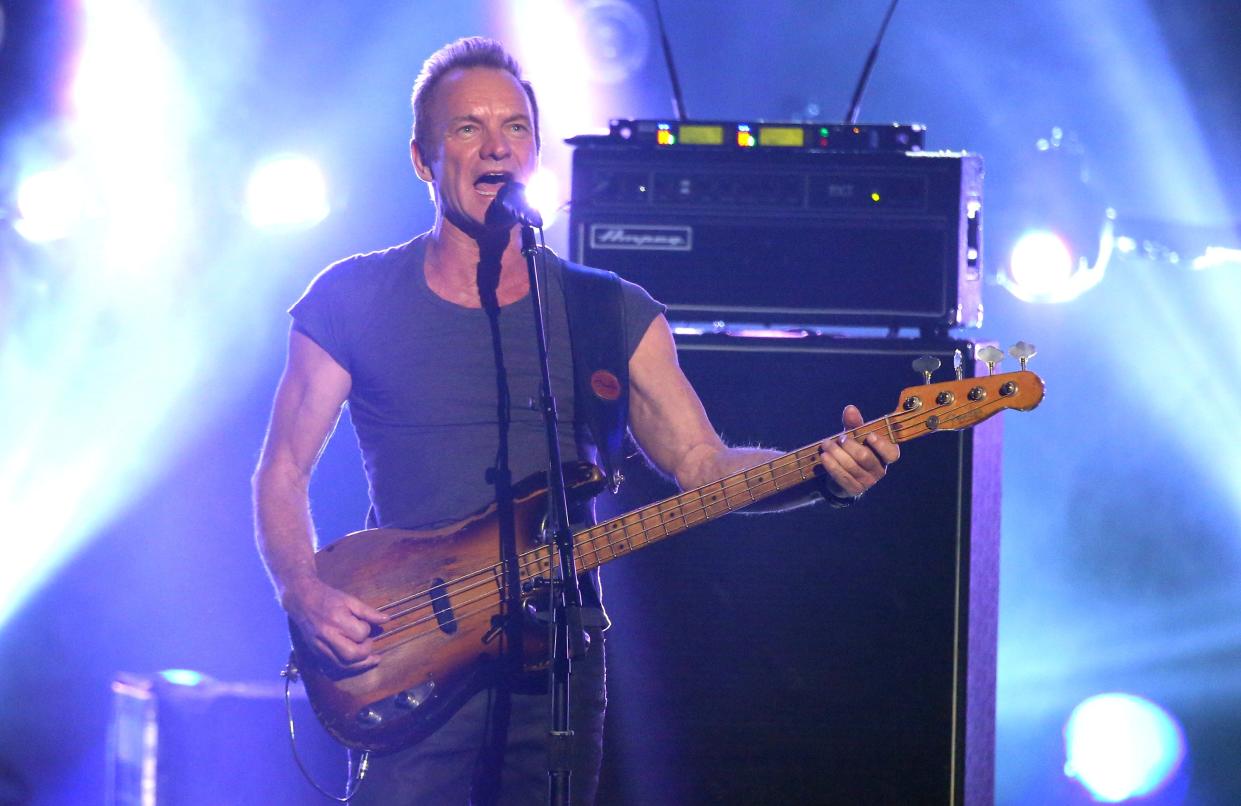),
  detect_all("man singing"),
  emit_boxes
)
[253,36,899,804]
